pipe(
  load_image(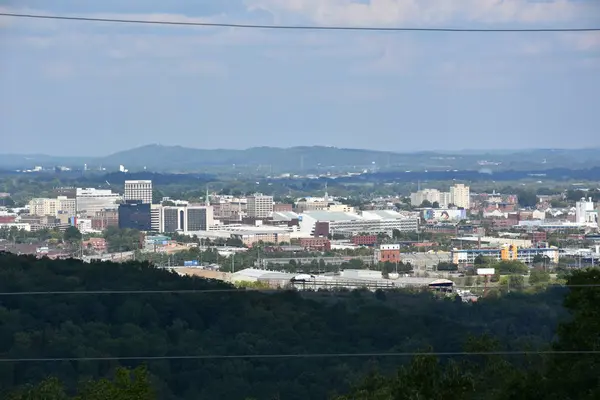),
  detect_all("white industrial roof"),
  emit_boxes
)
[232,268,296,281]
[303,210,412,222]
[272,211,299,221]
[302,211,360,222]
[361,210,406,220]
[231,268,456,289]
